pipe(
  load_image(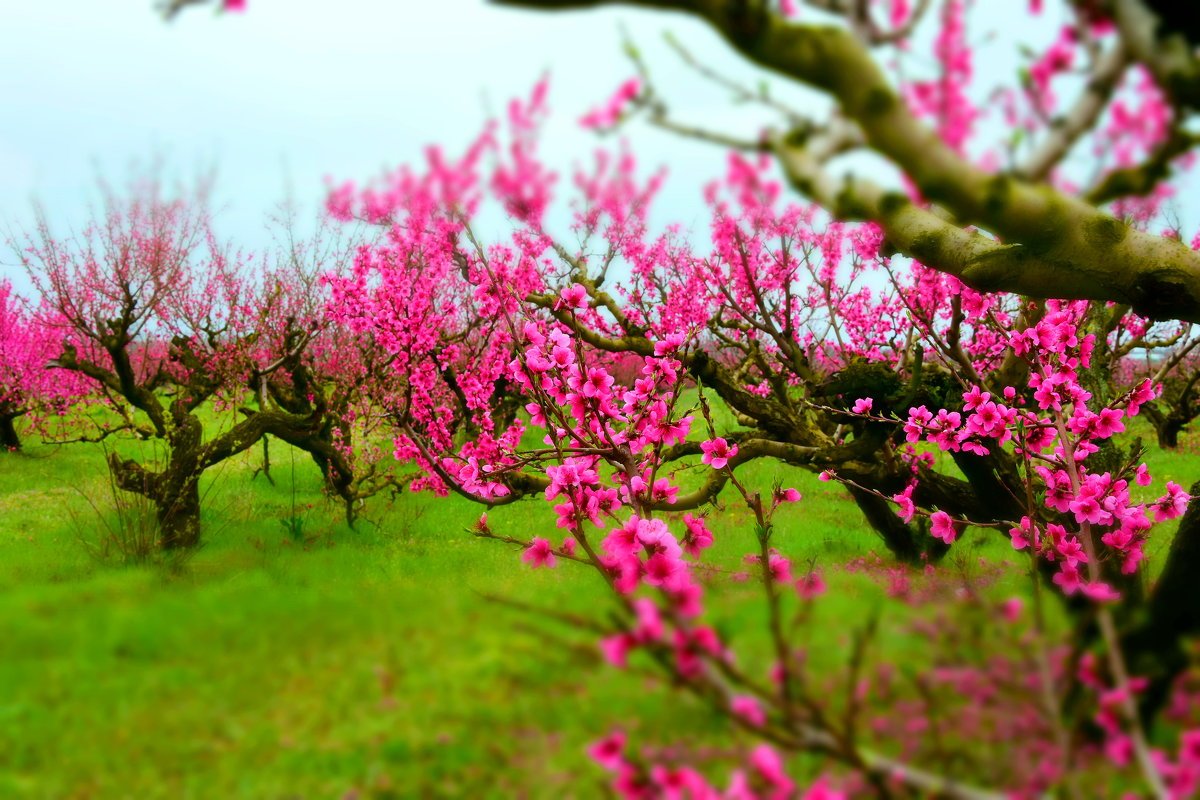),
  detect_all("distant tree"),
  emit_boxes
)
[14,180,332,548]
[0,280,88,450]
